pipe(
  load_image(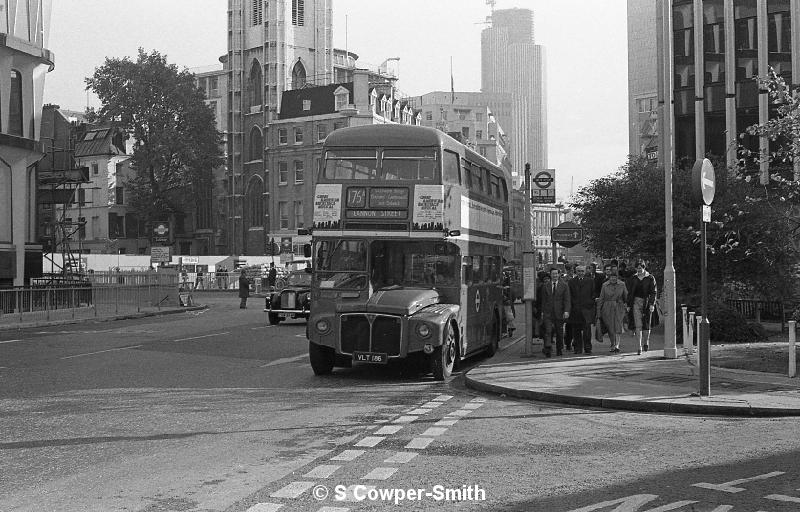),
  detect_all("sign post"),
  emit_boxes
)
[692,158,716,396]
